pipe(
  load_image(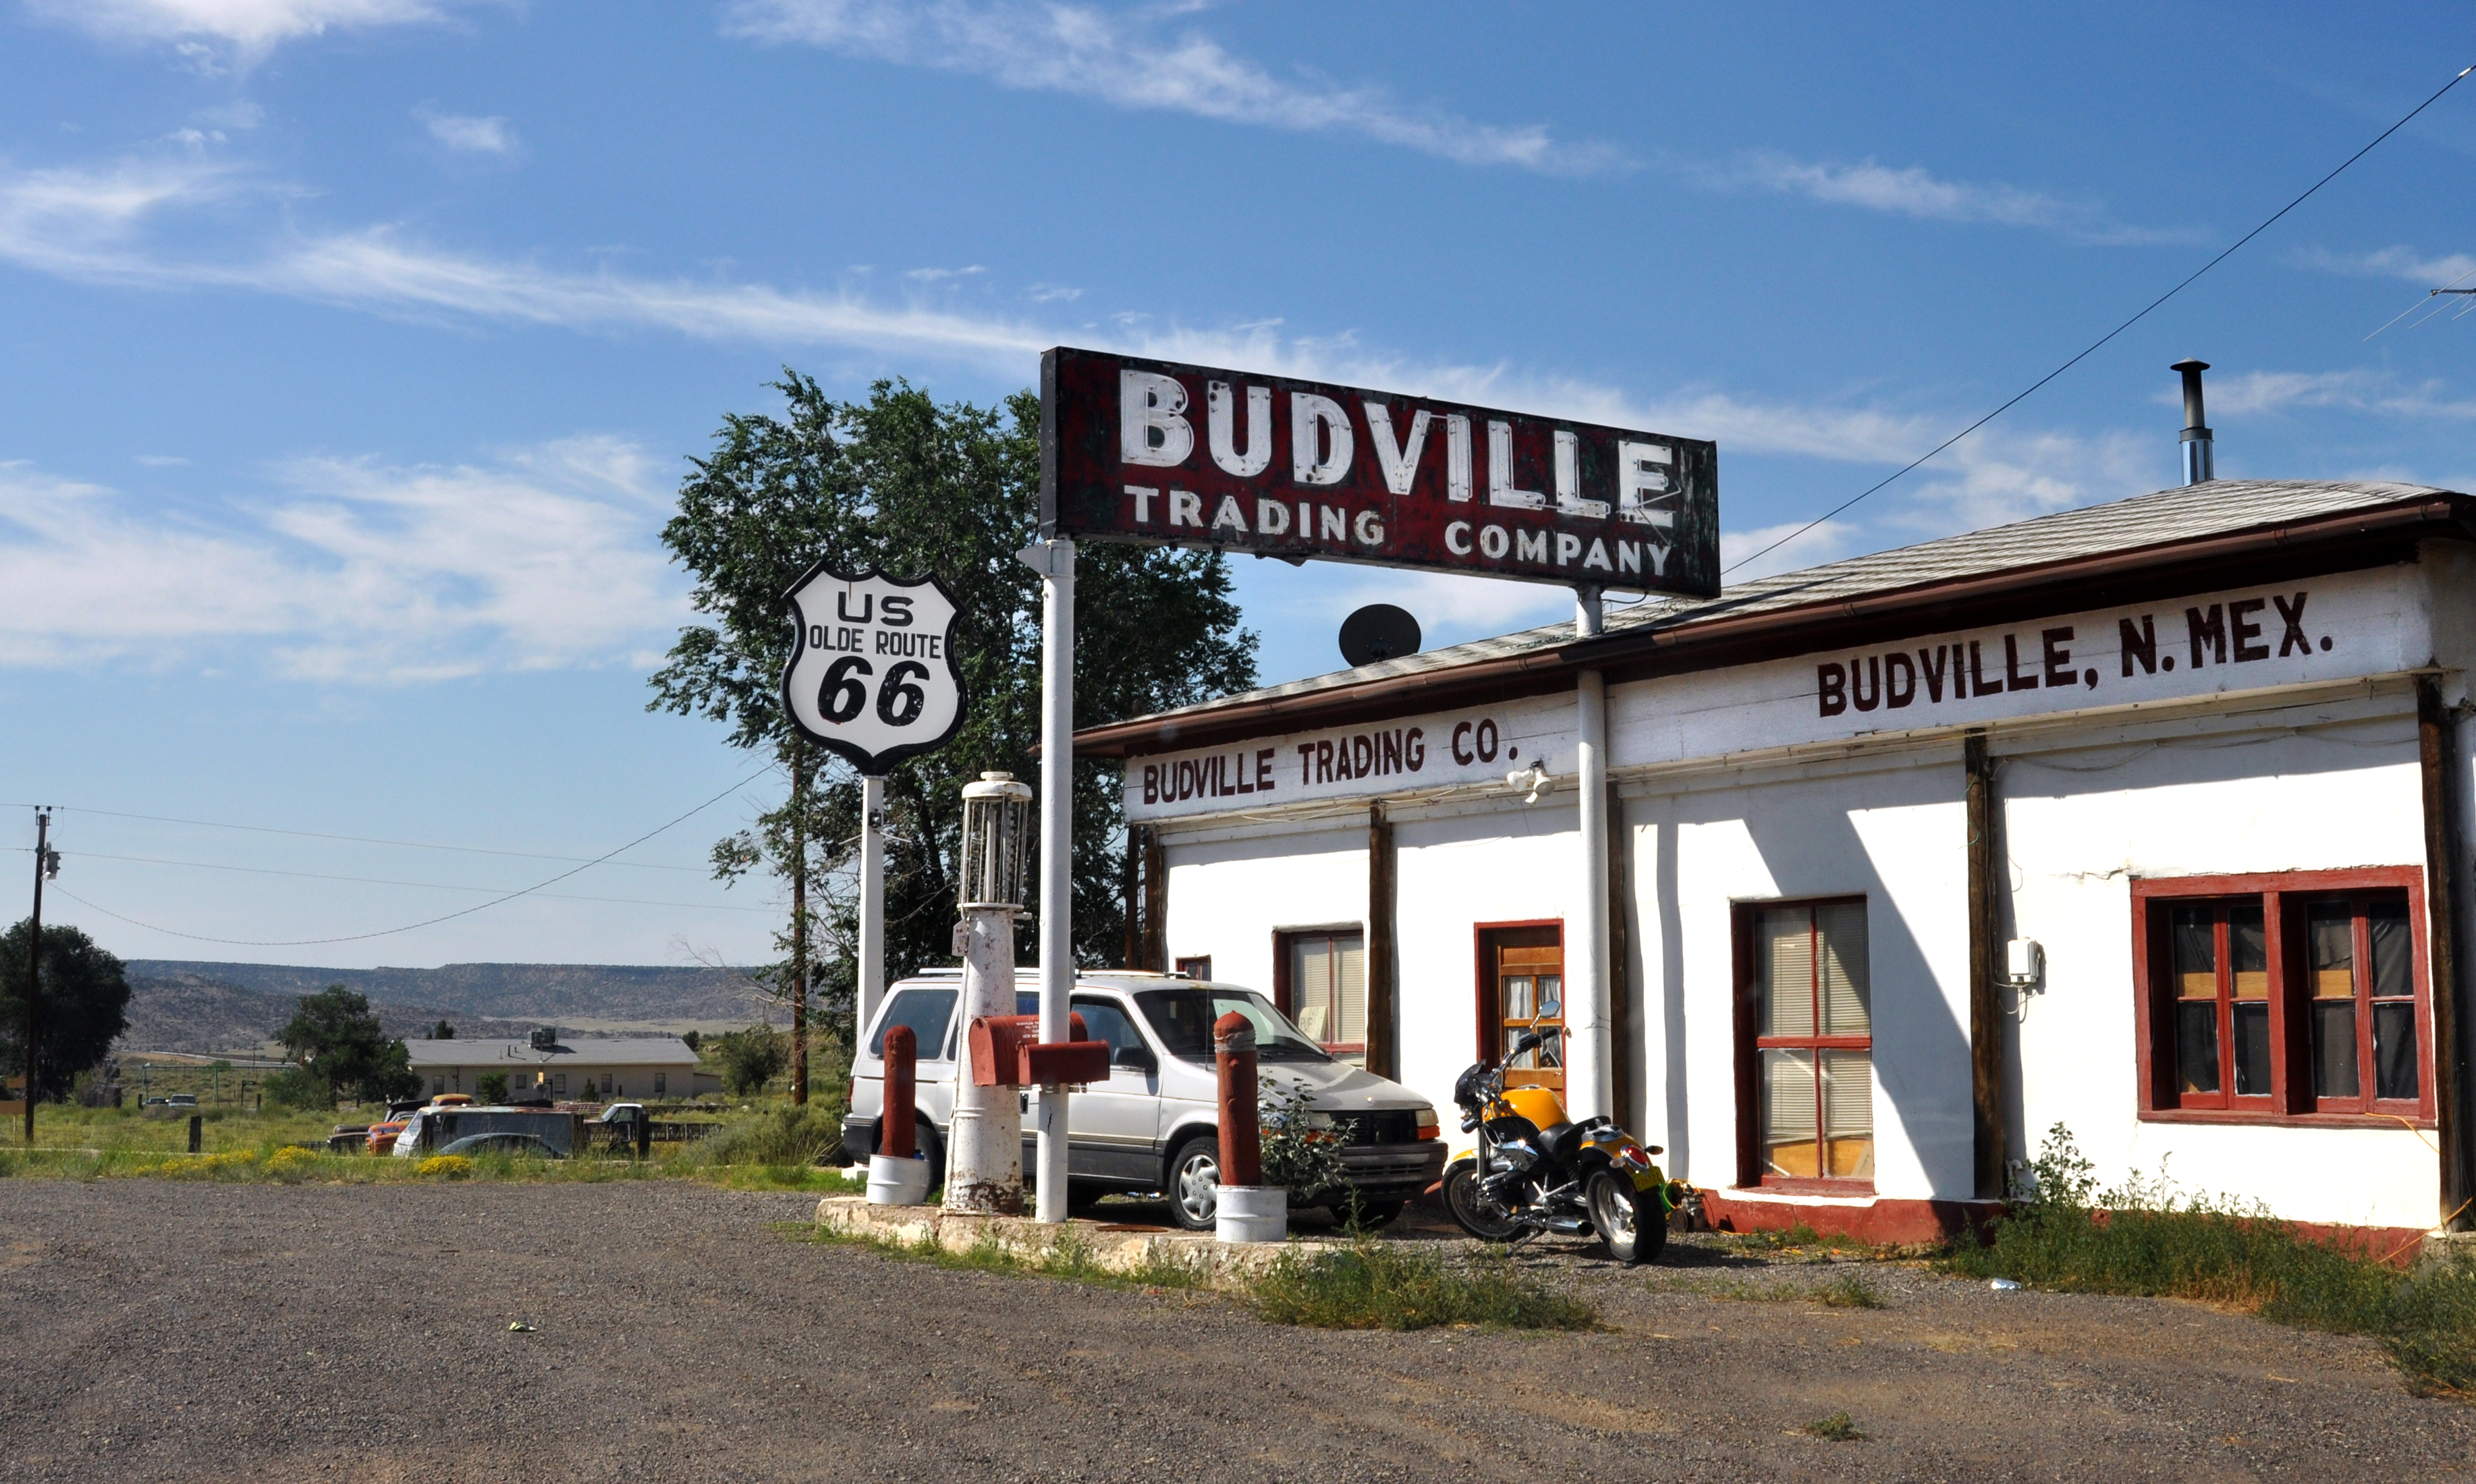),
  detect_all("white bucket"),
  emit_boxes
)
[866,1153,933,1205]
[1215,1184,1288,1244]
